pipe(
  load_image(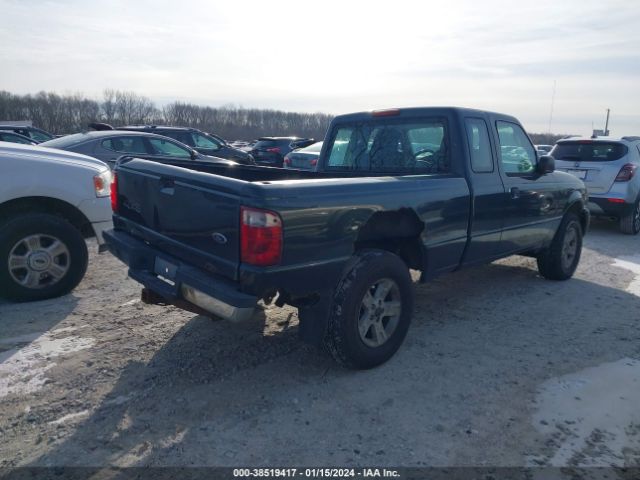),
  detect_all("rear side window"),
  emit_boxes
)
[465,118,493,173]
[148,137,191,158]
[29,129,54,142]
[496,121,536,175]
[101,136,148,154]
[192,132,220,150]
[162,131,194,147]
[551,142,628,162]
[325,119,449,173]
